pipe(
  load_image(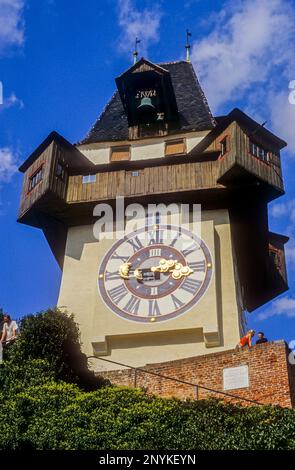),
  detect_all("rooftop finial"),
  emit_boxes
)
[133,37,141,64]
[185,29,192,62]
